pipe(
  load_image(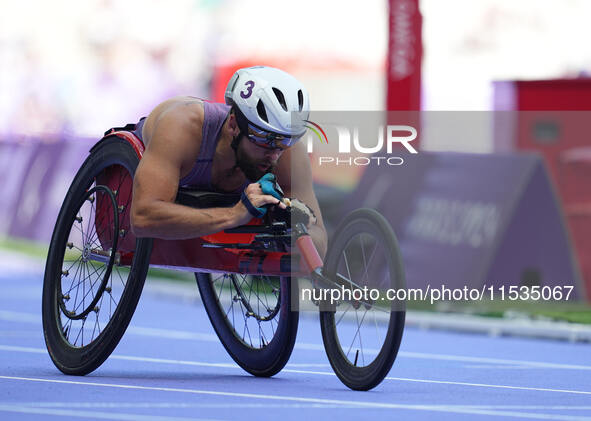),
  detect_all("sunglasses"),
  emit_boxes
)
[245,123,304,150]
